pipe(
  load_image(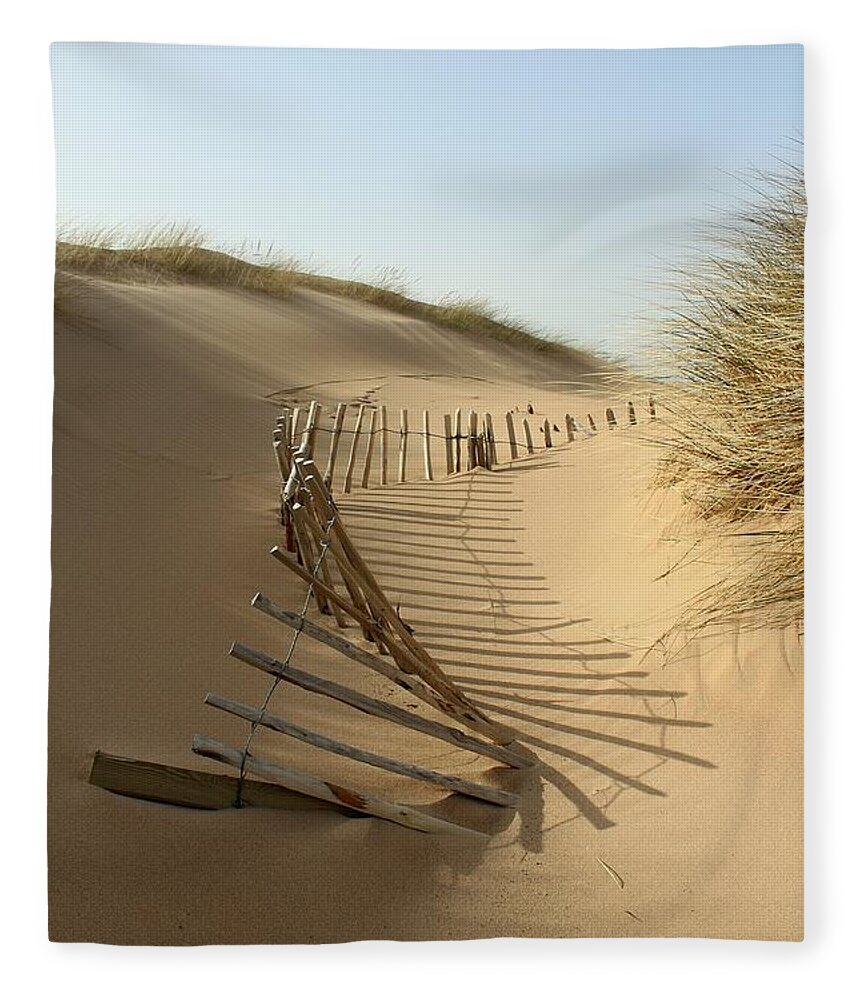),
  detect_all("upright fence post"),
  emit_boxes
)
[649,395,657,420]
[379,405,388,486]
[443,414,454,475]
[628,401,637,426]
[484,413,497,467]
[361,407,378,489]
[606,407,618,430]
[398,409,409,483]
[543,418,552,448]
[467,410,478,470]
[342,404,366,494]
[522,418,535,455]
[505,411,518,460]
[422,410,433,481]
[454,408,462,473]
[564,413,575,442]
